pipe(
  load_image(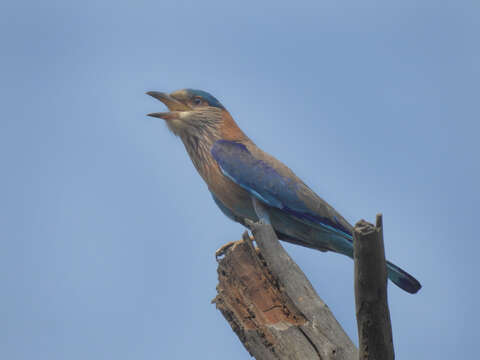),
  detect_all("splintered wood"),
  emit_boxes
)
[213,232,357,360]
[214,239,305,339]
